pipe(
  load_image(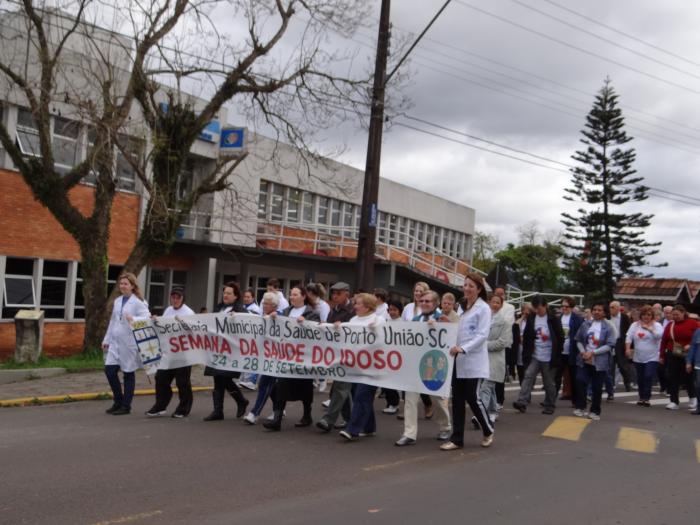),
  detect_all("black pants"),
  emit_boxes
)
[153,367,193,415]
[451,375,493,445]
[495,380,505,406]
[384,388,400,407]
[516,365,525,385]
[666,354,696,404]
[212,375,246,412]
[612,346,636,389]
